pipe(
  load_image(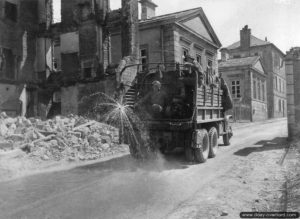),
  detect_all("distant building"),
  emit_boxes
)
[109,0,222,75]
[219,56,268,122]
[285,47,300,140]
[220,25,286,119]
